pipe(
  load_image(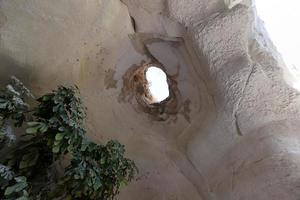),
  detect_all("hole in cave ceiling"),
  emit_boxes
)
[145,66,170,103]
